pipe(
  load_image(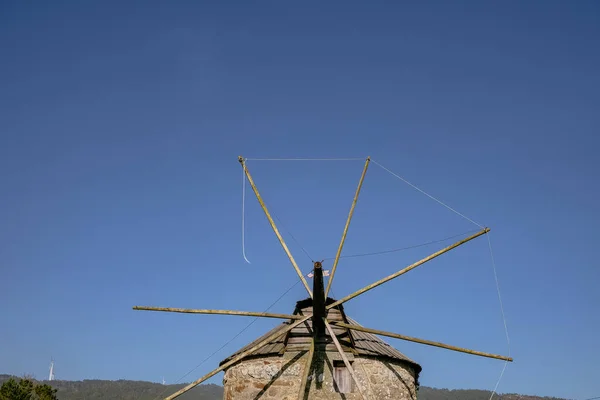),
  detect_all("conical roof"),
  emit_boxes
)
[219,298,422,379]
